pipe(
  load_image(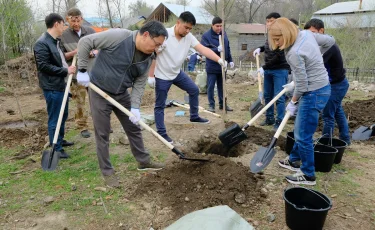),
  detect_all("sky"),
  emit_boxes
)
[30,0,202,19]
